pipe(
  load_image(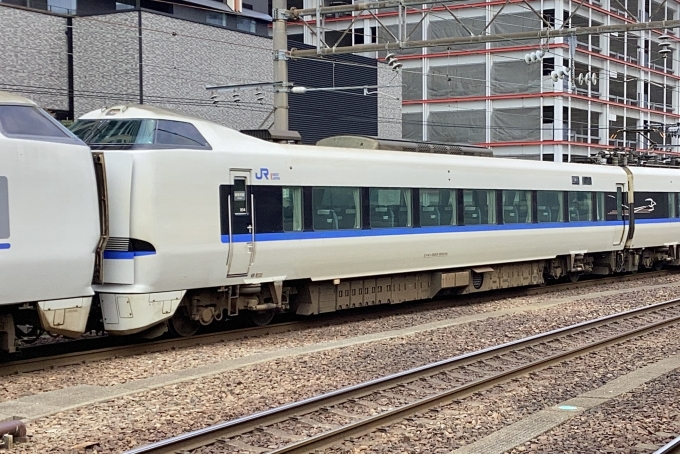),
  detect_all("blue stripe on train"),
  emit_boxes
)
[0,243,9,250]
[219,219,644,243]
[103,251,156,259]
